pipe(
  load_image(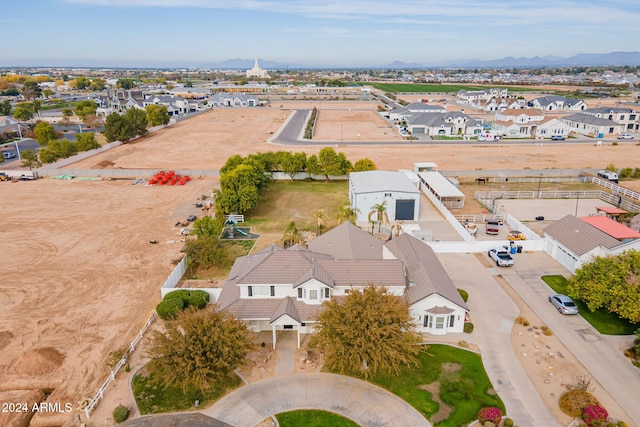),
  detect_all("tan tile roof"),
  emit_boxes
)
[317,259,406,288]
[385,234,468,310]
[308,222,383,260]
[544,215,622,256]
